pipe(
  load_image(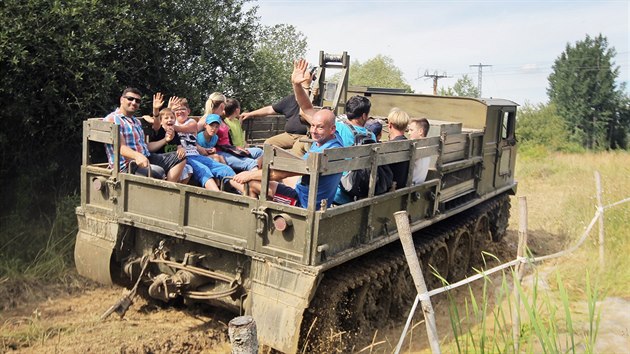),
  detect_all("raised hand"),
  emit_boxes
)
[168,96,182,109]
[153,92,164,112]
[291,59,310,86]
